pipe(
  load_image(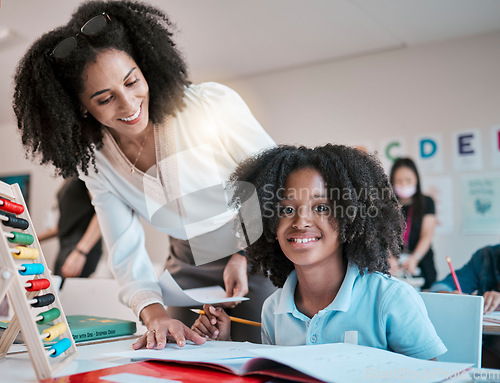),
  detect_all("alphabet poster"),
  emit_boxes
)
[461,174,500,234]
[491,125,500,168]
[379,138,406,172]
[422,176,453,234]
[453,130,483,171]
[416,134,444,174]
